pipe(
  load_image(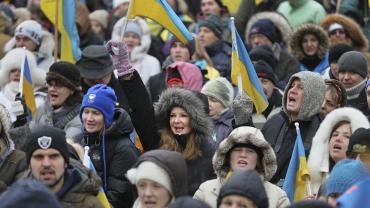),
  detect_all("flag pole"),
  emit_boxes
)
[19,47,27,97]
[53,0,59,62]
[119,0,134,42]
[230,17,243,94]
